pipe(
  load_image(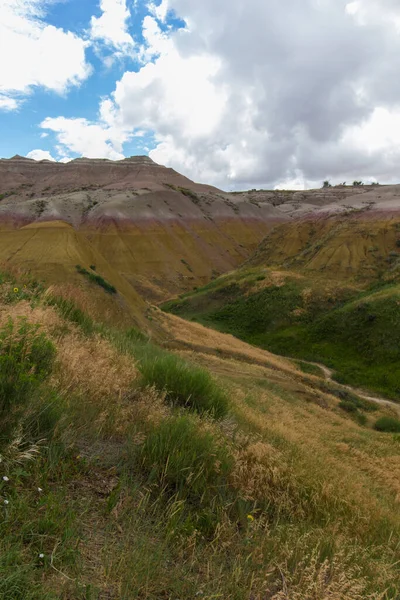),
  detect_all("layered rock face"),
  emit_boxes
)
[0,156,287,300]
[1,156,400,299]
